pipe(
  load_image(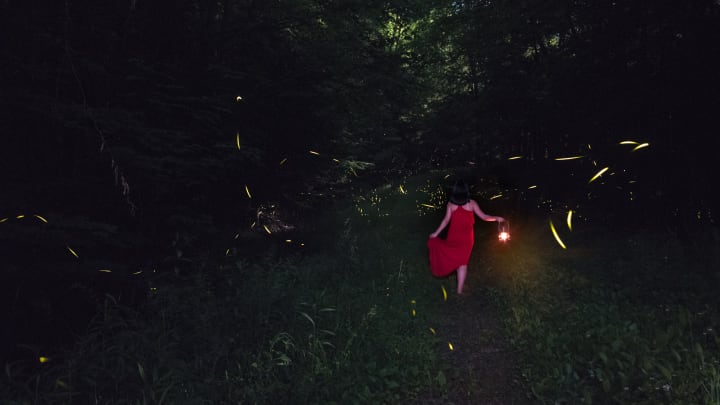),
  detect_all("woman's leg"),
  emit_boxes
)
[457,264,467,294]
